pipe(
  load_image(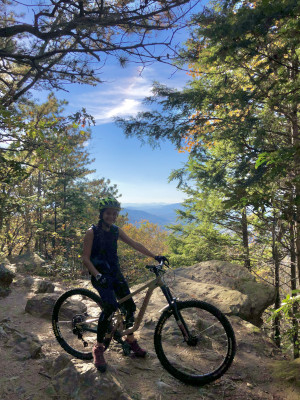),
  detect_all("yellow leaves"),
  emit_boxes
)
[228,109,242,117]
